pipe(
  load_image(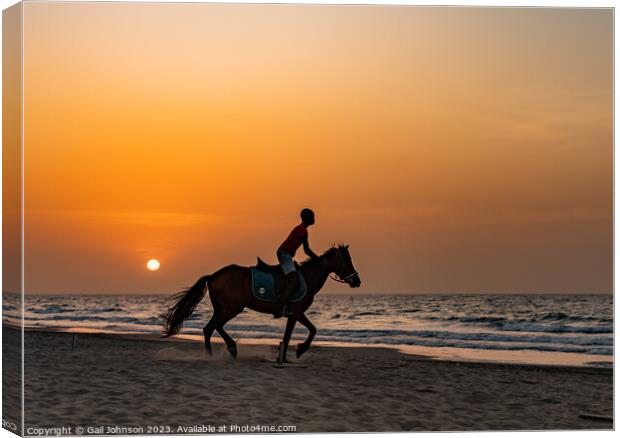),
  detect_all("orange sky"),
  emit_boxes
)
[16,3,612,294]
